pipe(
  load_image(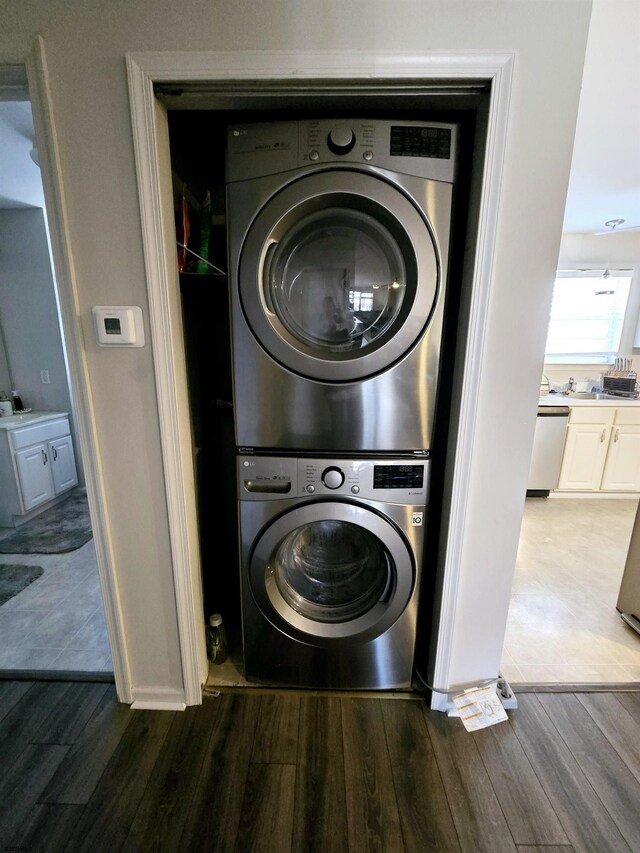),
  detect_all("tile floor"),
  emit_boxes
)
[502,496,640,684]
[0,538,112,672]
